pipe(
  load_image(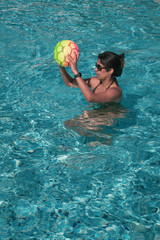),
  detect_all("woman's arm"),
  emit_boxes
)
[59,64,91,88]
[59,66,78,87]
